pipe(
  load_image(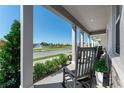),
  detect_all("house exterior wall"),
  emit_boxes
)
[107,5,124,87]
[120,6,124,66]
[106,6,115,55]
